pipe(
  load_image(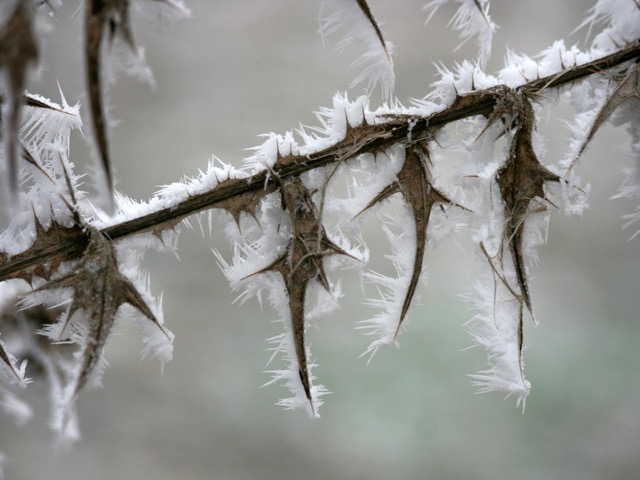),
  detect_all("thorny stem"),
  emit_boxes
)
[0,41,639,282]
